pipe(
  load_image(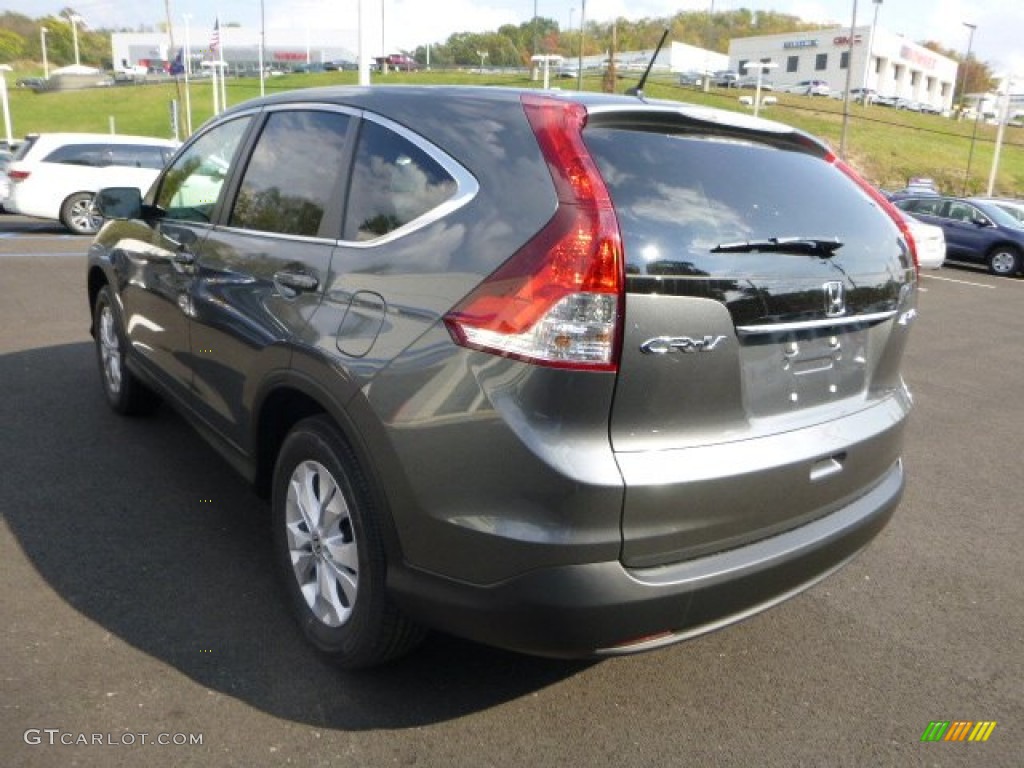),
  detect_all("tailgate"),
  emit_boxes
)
[584,115,917,567]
